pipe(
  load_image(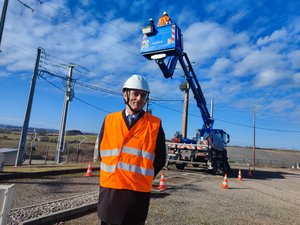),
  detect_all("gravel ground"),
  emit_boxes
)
[146,166,300,225]
[2,165,300,225]
[5,175,99,209]
[8,192,98,225]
